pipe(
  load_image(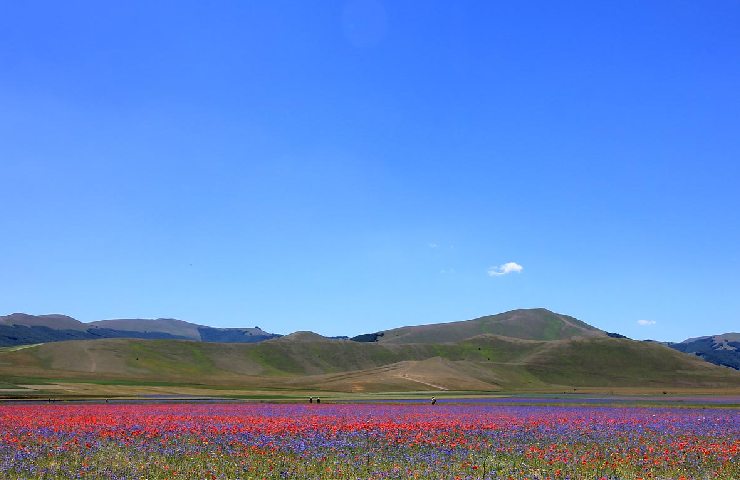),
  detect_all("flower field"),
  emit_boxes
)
[1,402,738,479]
